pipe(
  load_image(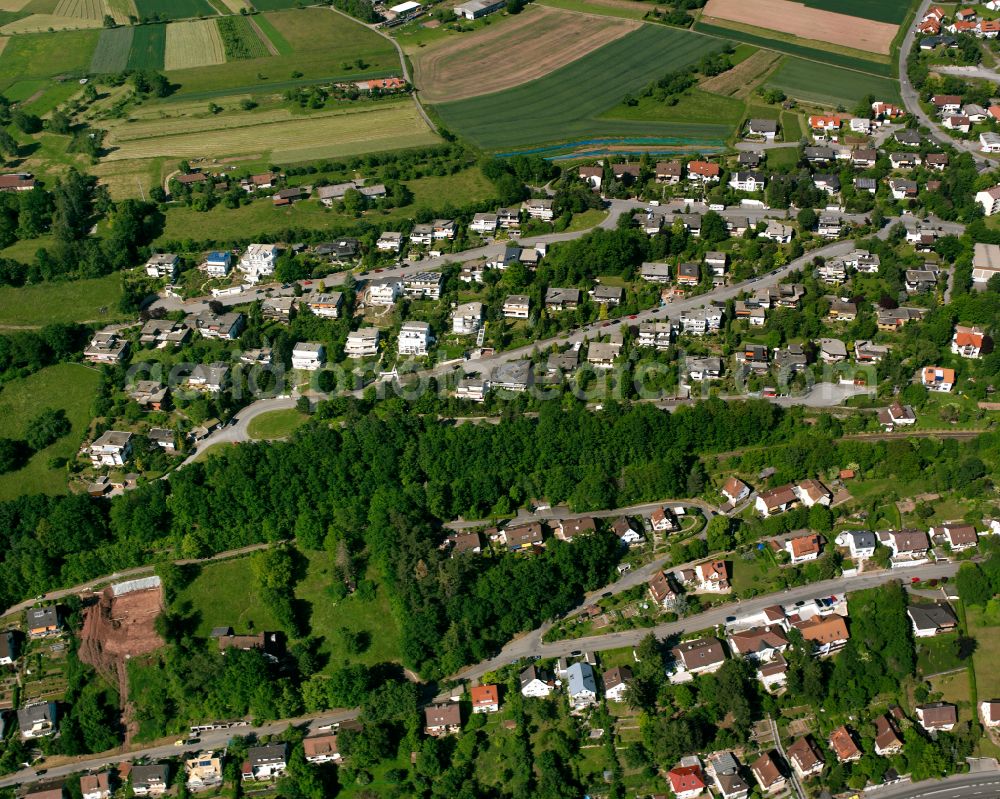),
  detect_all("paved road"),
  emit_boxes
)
[447,560,960,684]
[897,0,991,167]
[870,771,1000,799]
[932,64,1000,82]
[0,708,360,790]
[178,396,297,466]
